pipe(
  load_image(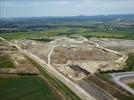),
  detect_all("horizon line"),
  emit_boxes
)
[0,13,134,19]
